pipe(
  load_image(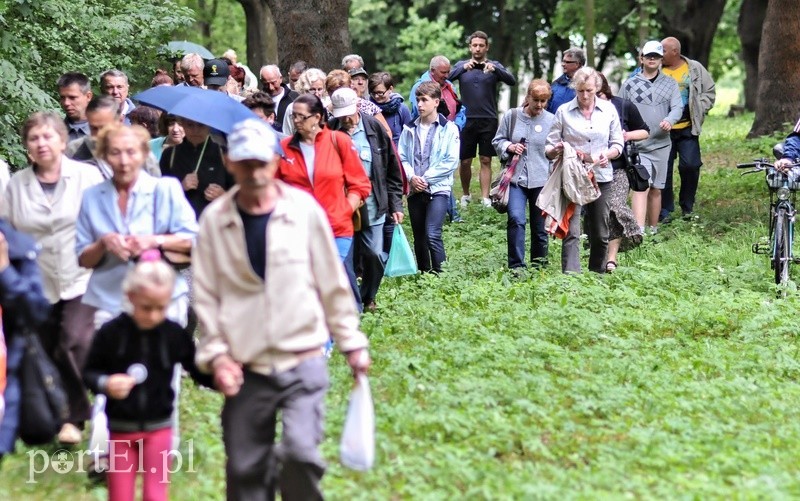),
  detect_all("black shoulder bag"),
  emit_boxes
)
[621,101,651,192]
[19,329,70,445]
